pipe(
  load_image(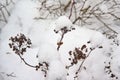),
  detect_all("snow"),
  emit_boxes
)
[47,60,67,80]
[99,4,108,13]
[117,34,120,41]
[37,43,59,63]
[0,74,4,80]
[89,31,105,48]
[0,0,120,80]
[54,16,73,33]
[111,47,120,74]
